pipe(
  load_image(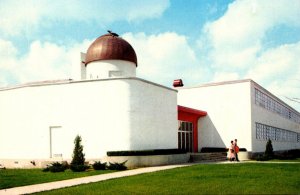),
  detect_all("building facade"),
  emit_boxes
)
[177,79,300,153]
[0,32,299,168]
